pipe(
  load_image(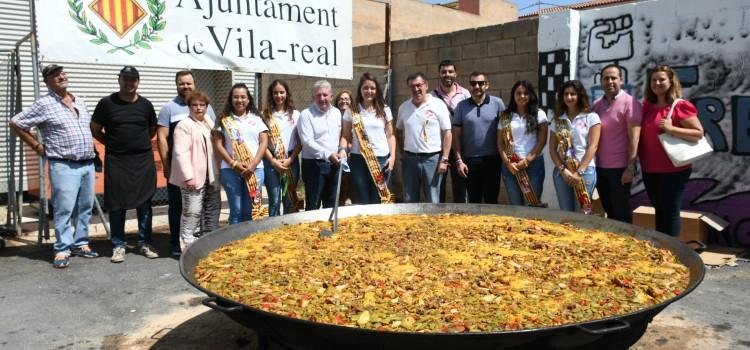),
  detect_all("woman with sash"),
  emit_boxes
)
[339,73,396,204]
[497,80,548,206]
[549,80,601,213]
[213,83,269,224]
[261,80,302,216]
[170,91,221,249]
